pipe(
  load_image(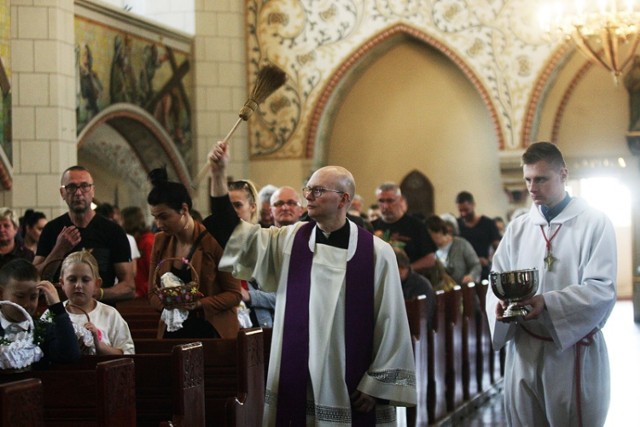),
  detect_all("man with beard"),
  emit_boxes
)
[33,166,134,304]
[0,207,34,268]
